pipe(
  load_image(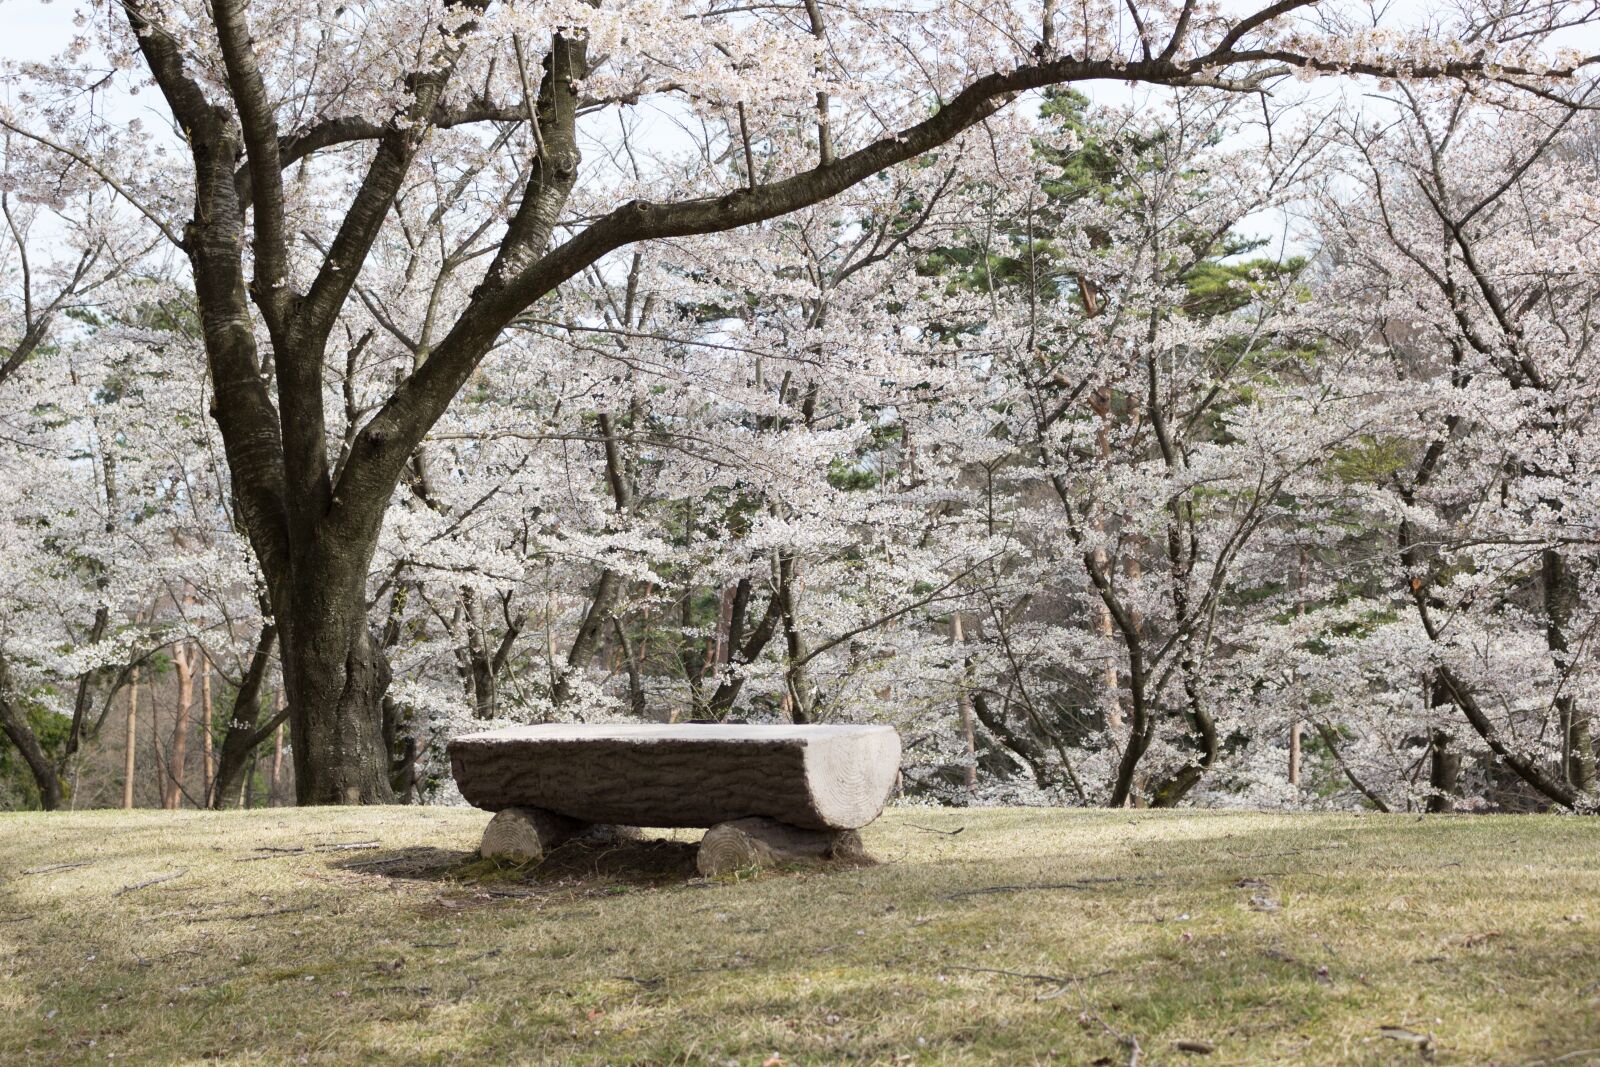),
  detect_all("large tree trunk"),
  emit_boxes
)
[280,565,395,804]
